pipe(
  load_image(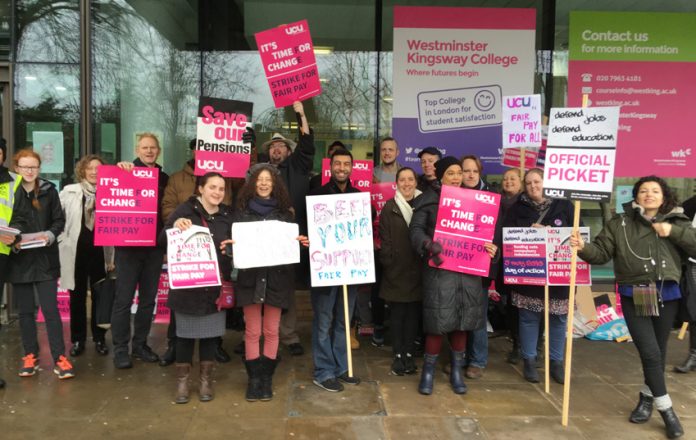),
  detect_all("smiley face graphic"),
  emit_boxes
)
[474,90,496,112]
